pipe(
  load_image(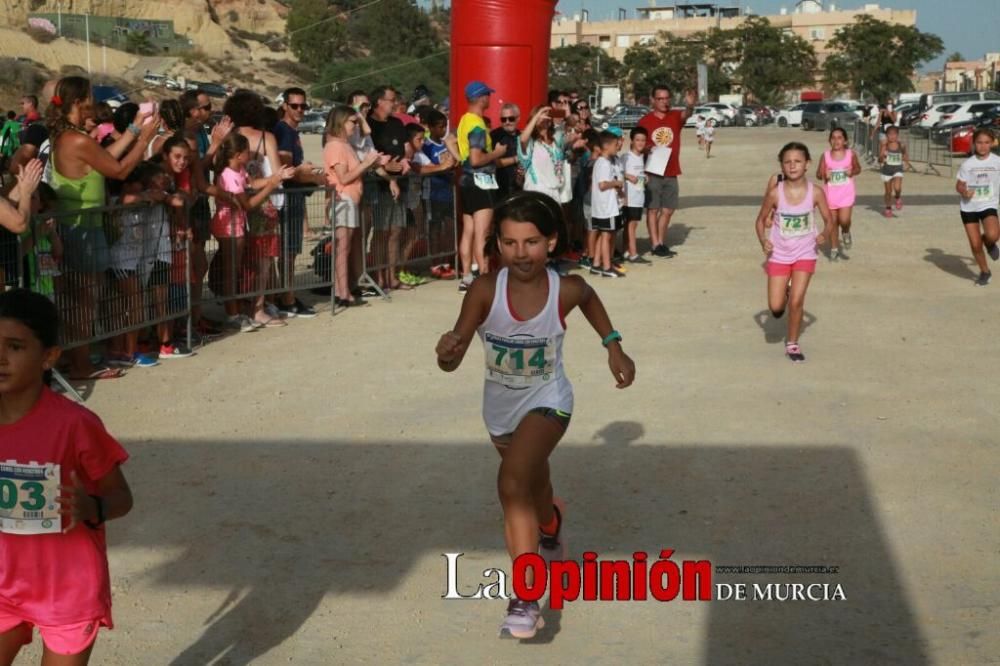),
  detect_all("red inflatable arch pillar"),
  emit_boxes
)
[449,0,558,129]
